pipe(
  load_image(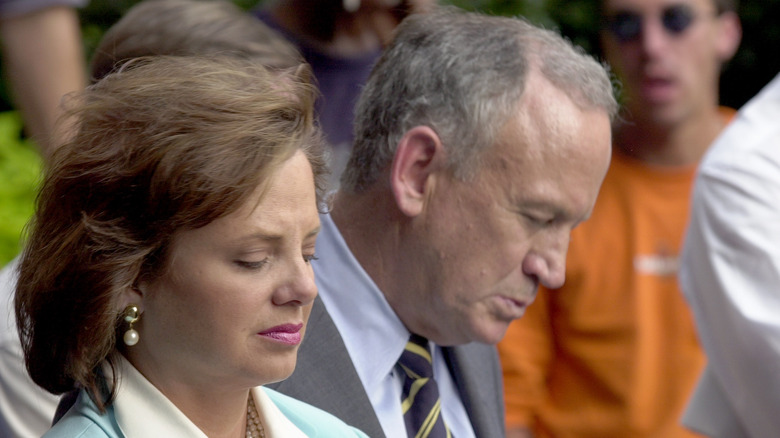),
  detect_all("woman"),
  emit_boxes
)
[14,55,367,437]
